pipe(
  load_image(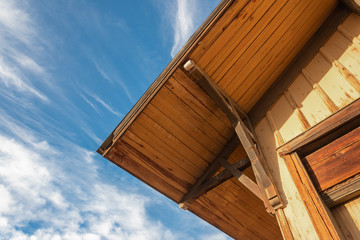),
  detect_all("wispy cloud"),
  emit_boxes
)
[170,0,196,57]
[92,58,136,103]
[0,0,48,101]
[85,90,124,118]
